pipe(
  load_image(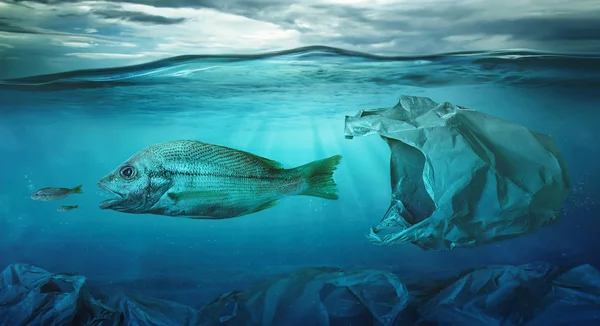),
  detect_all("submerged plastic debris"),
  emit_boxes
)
[0,264,408,326]
[345,95,571,250]
[416,262,600,325]
[0,263,198,325]
[1,262,600,325]
[197,266,408,326]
